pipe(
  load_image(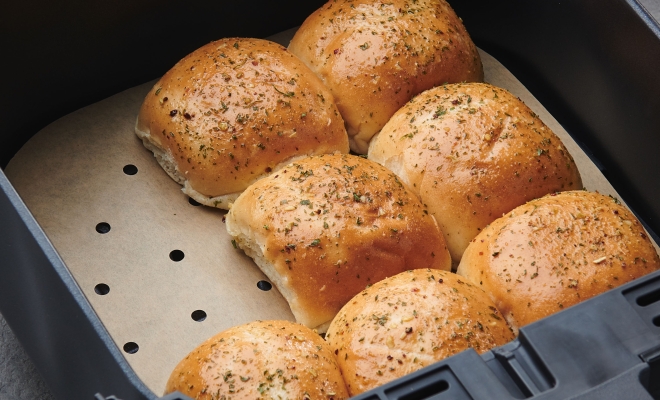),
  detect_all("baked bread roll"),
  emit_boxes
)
[165,320,349,399]
[368,83,582,263]
[288,0,483,154]
[226,153,451,331]
[457,190,660,334]
[325,269,514,396]
[136,37,349,209]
